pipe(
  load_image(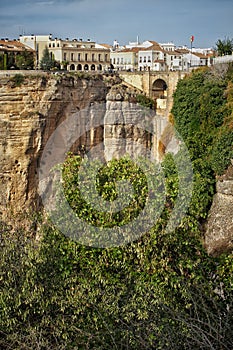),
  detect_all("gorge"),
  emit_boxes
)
[0,69,232,253]
[1,68,233,350]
